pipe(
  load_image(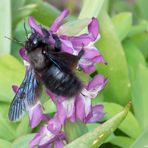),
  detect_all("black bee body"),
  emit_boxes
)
[8,27,84,121]
[26,28,83,97]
